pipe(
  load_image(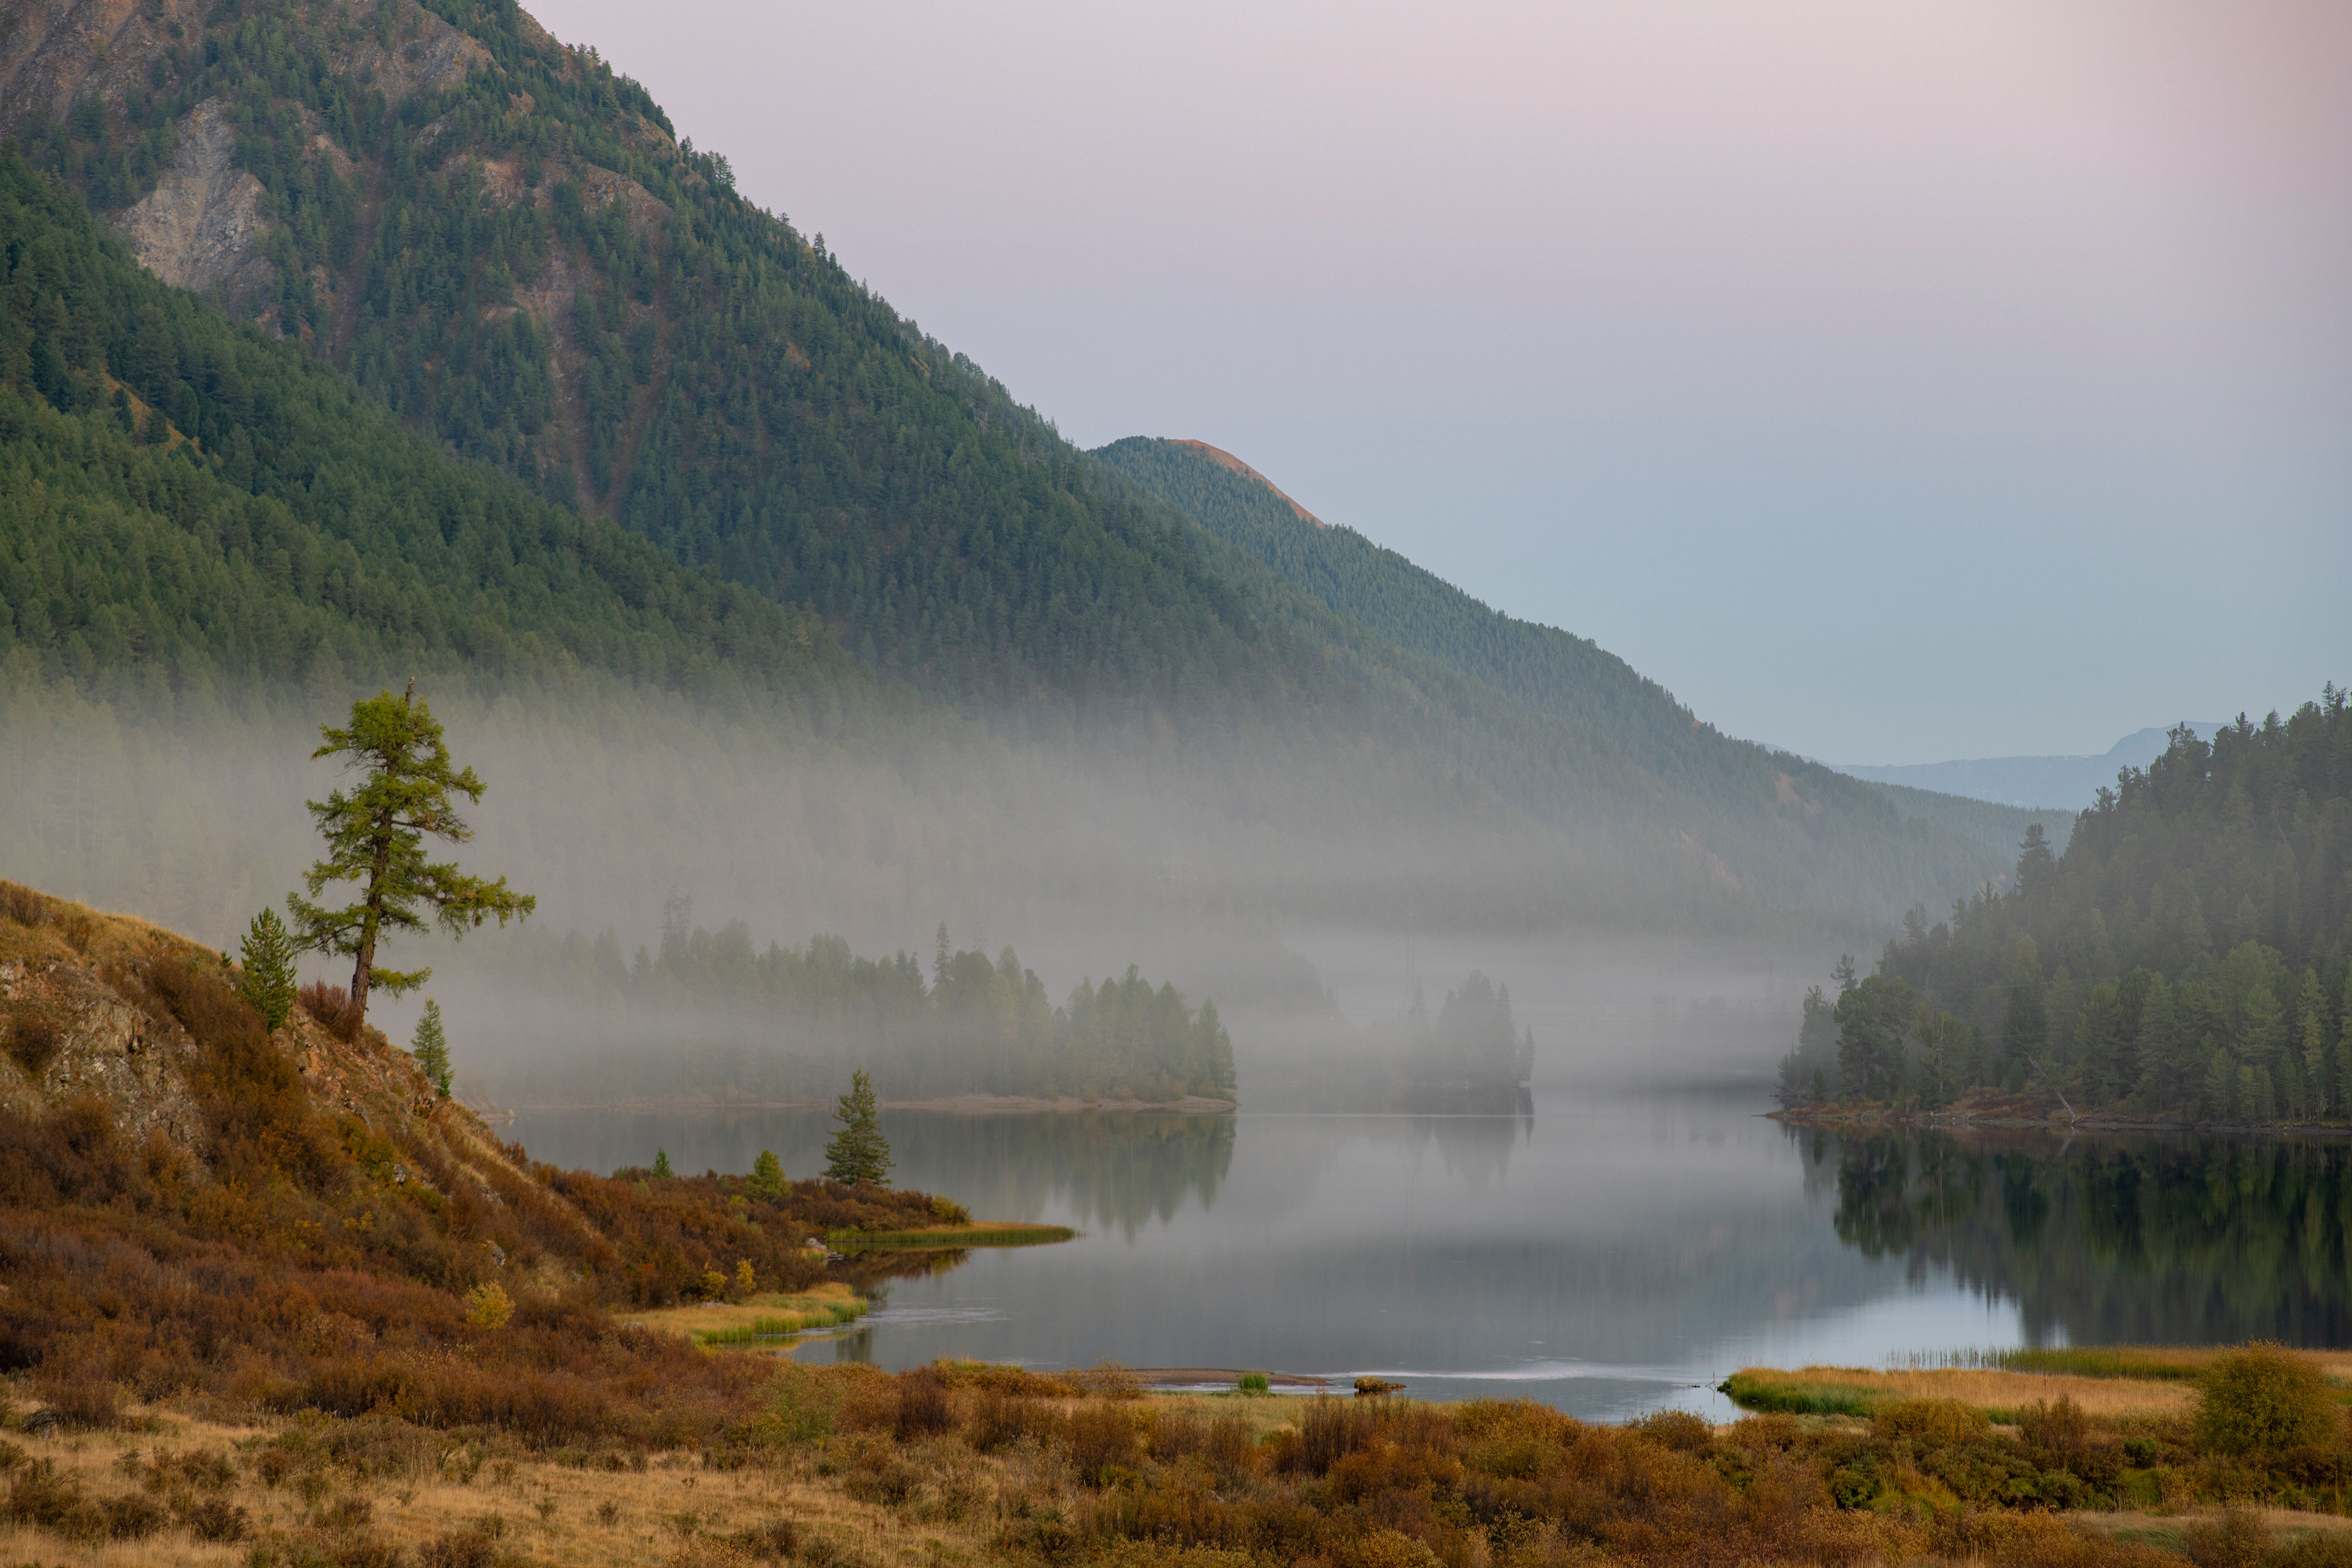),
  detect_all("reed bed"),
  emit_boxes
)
[1723,1363,2196,1421]
[694,1300,867,1346]
[1893,1344,2352,1394]
[620,1283,871,1346]
[828,1221,1076,1250]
